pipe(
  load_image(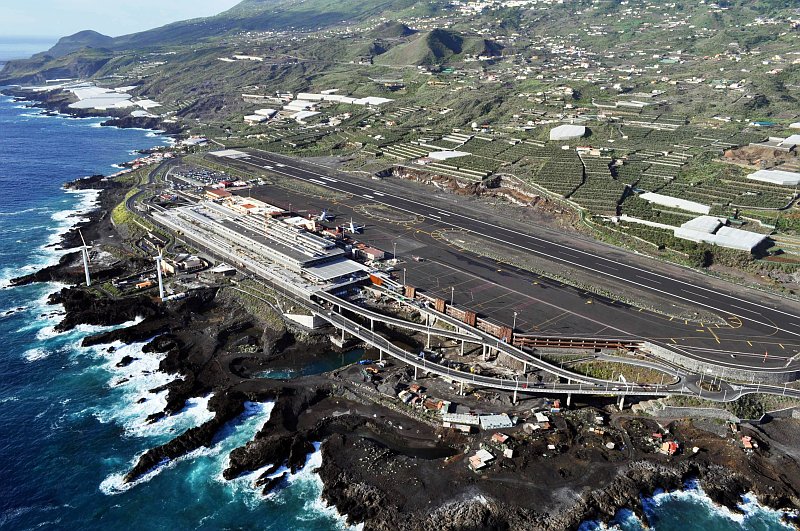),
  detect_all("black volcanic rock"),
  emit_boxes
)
[64,174,116,190]
[115,355,137,368]
[124,390,249,484]
[51,288,163,332]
